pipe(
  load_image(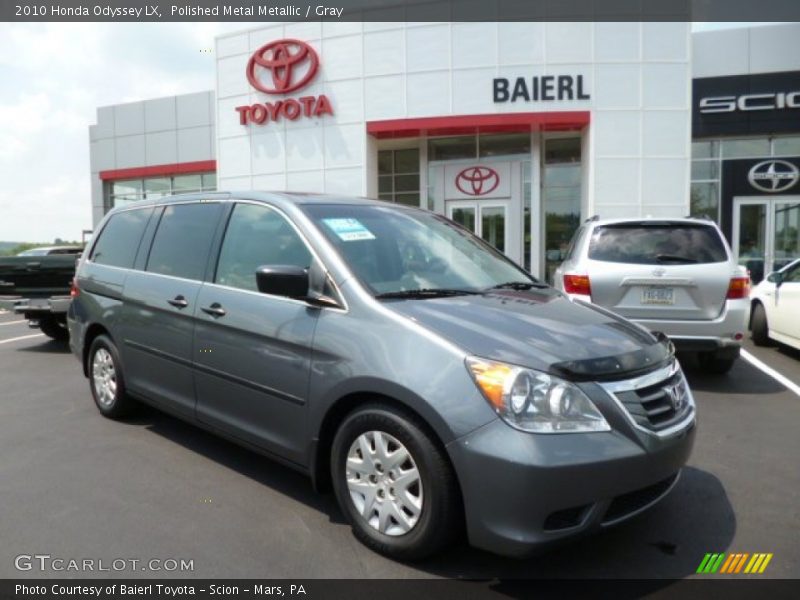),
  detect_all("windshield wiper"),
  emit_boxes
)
[374,288,481,300]
[655,254,698,264]
[486,281,549,291]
